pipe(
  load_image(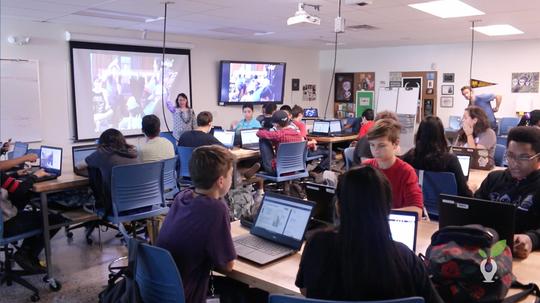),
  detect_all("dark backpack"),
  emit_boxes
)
[424,225,539,303]
[99,238,143,303]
